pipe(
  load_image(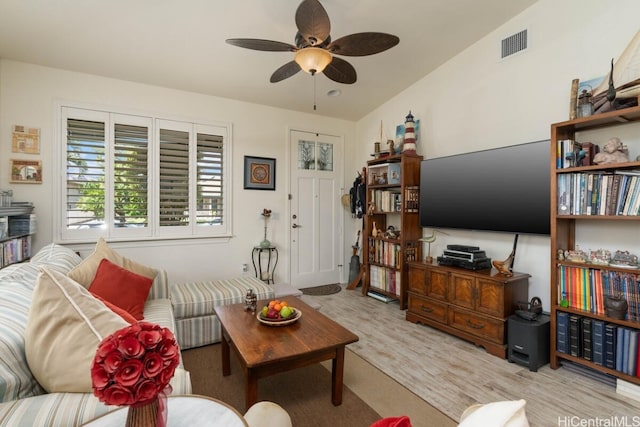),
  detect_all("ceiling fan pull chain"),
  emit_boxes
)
[313,75,317,111]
